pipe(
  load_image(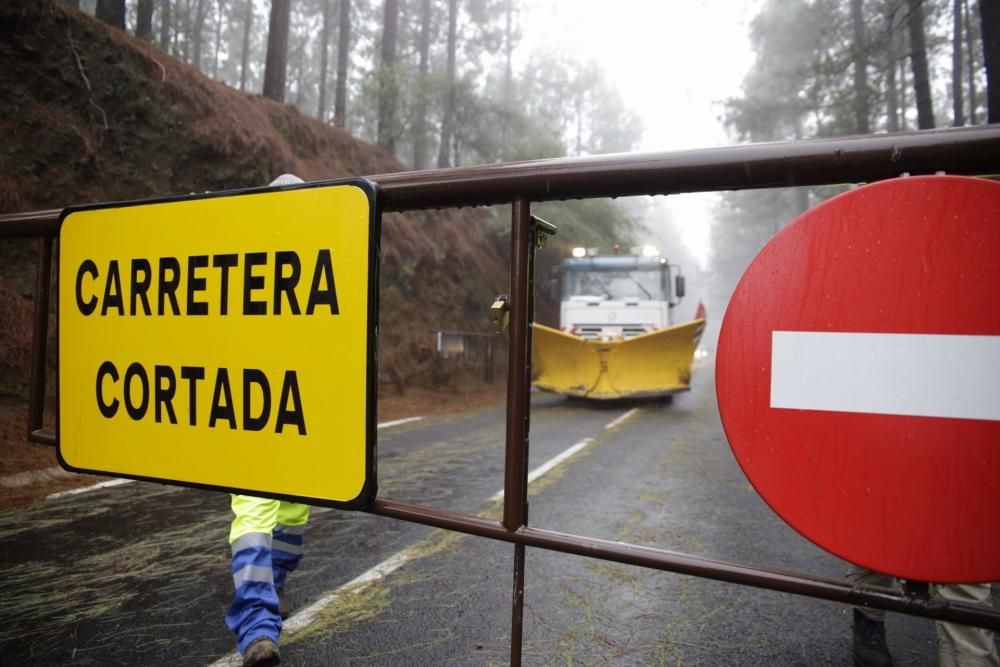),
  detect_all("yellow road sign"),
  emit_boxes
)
[58,179,379,508]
